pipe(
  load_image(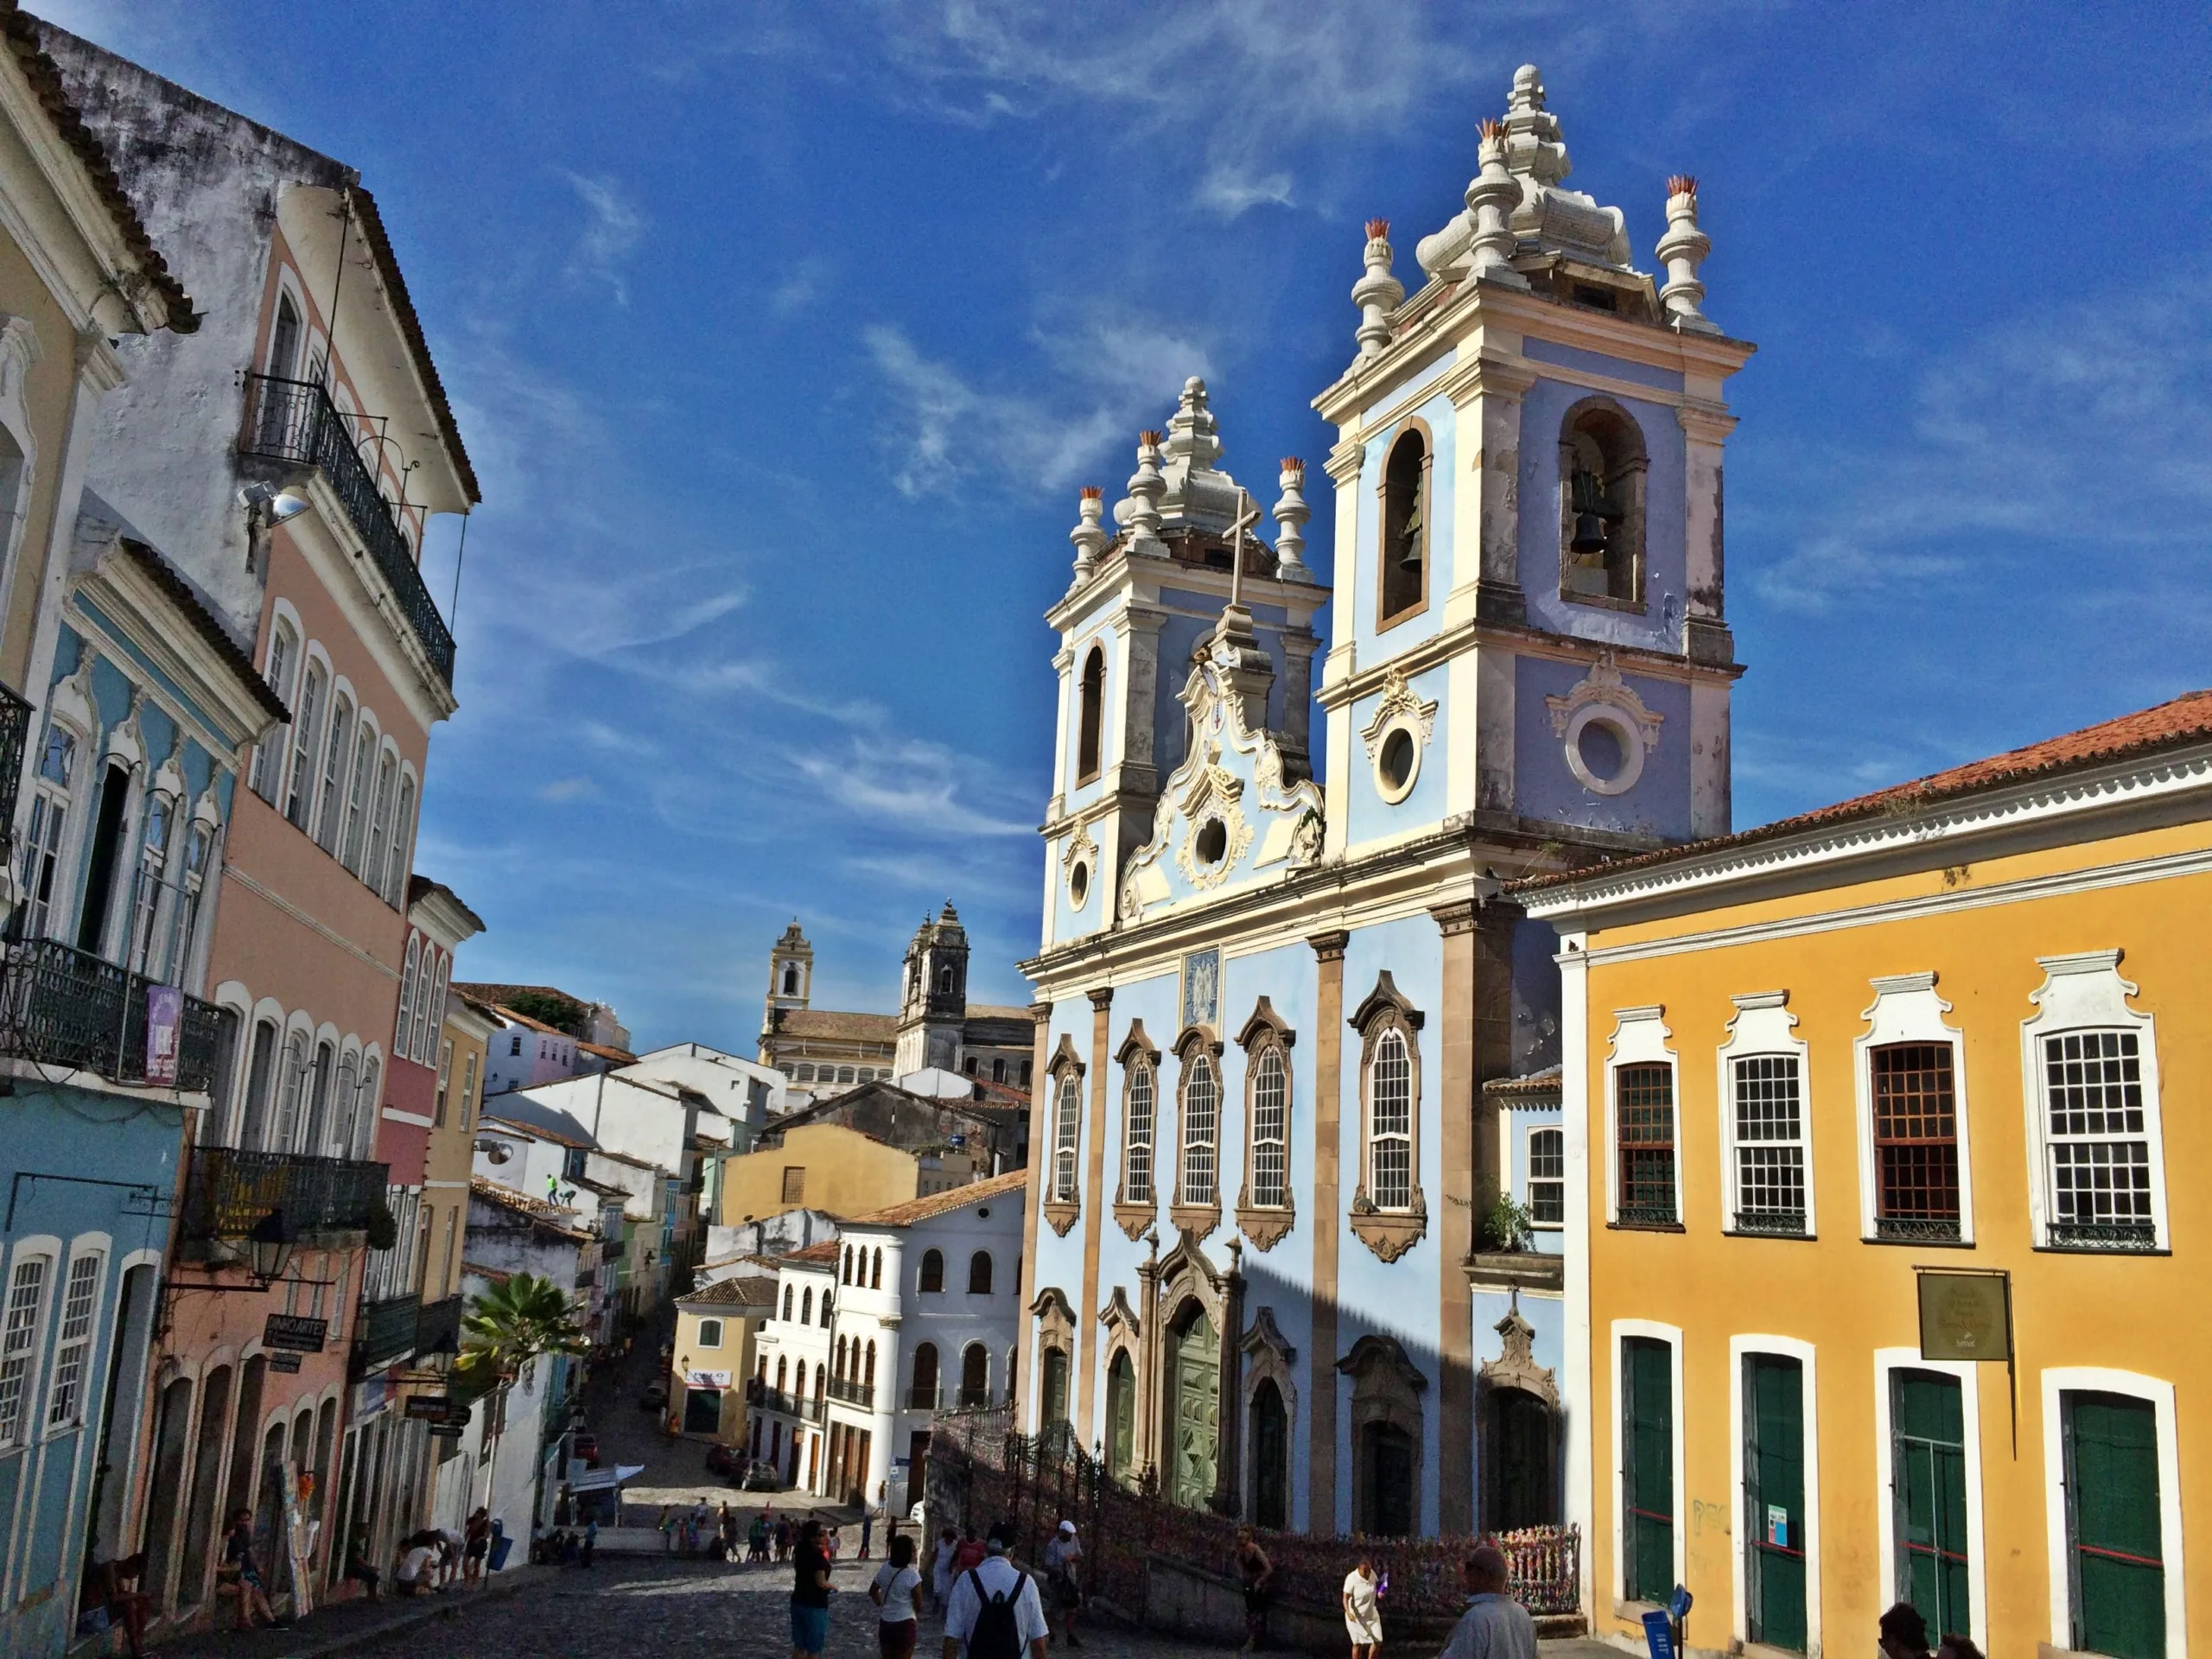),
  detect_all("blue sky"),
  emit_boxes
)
[41,2,2212,1049]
